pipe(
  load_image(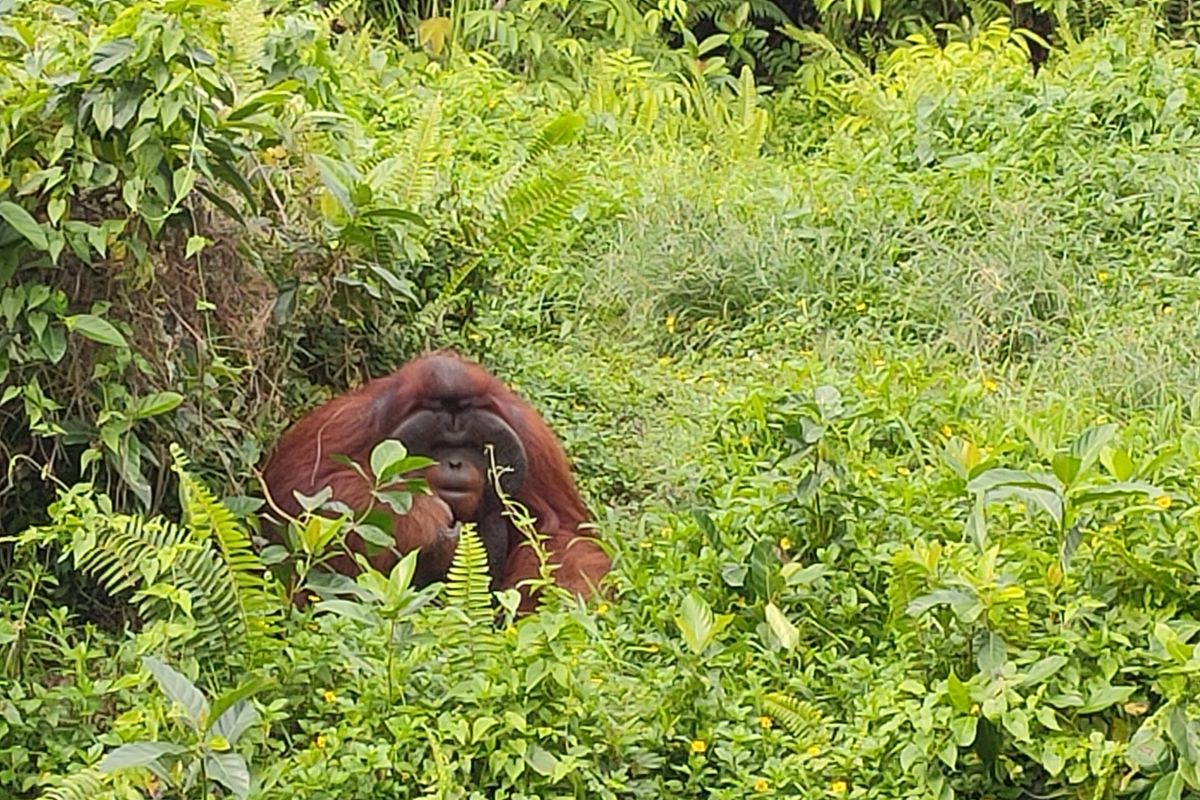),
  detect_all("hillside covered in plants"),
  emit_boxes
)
[3,0,1200,798]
